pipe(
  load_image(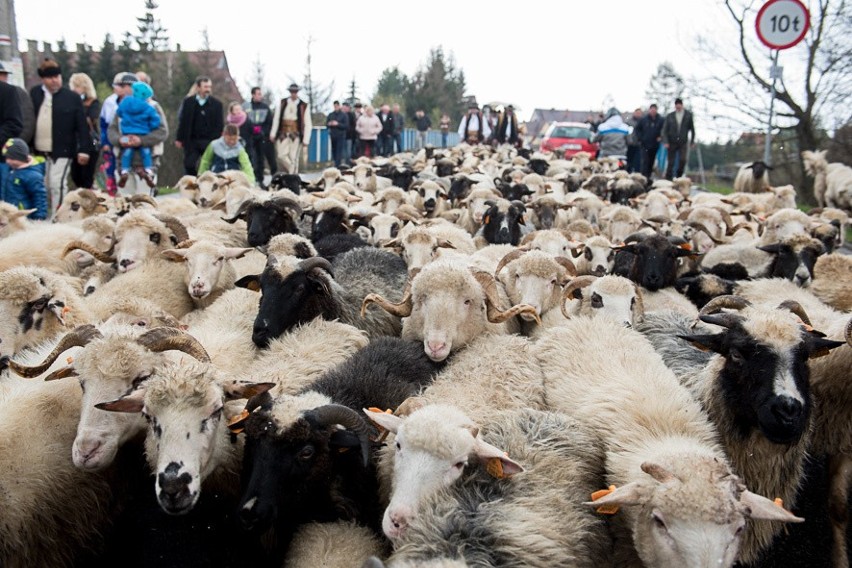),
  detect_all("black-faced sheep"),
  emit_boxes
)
[733,161,773,193]
[222,197,302,247]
